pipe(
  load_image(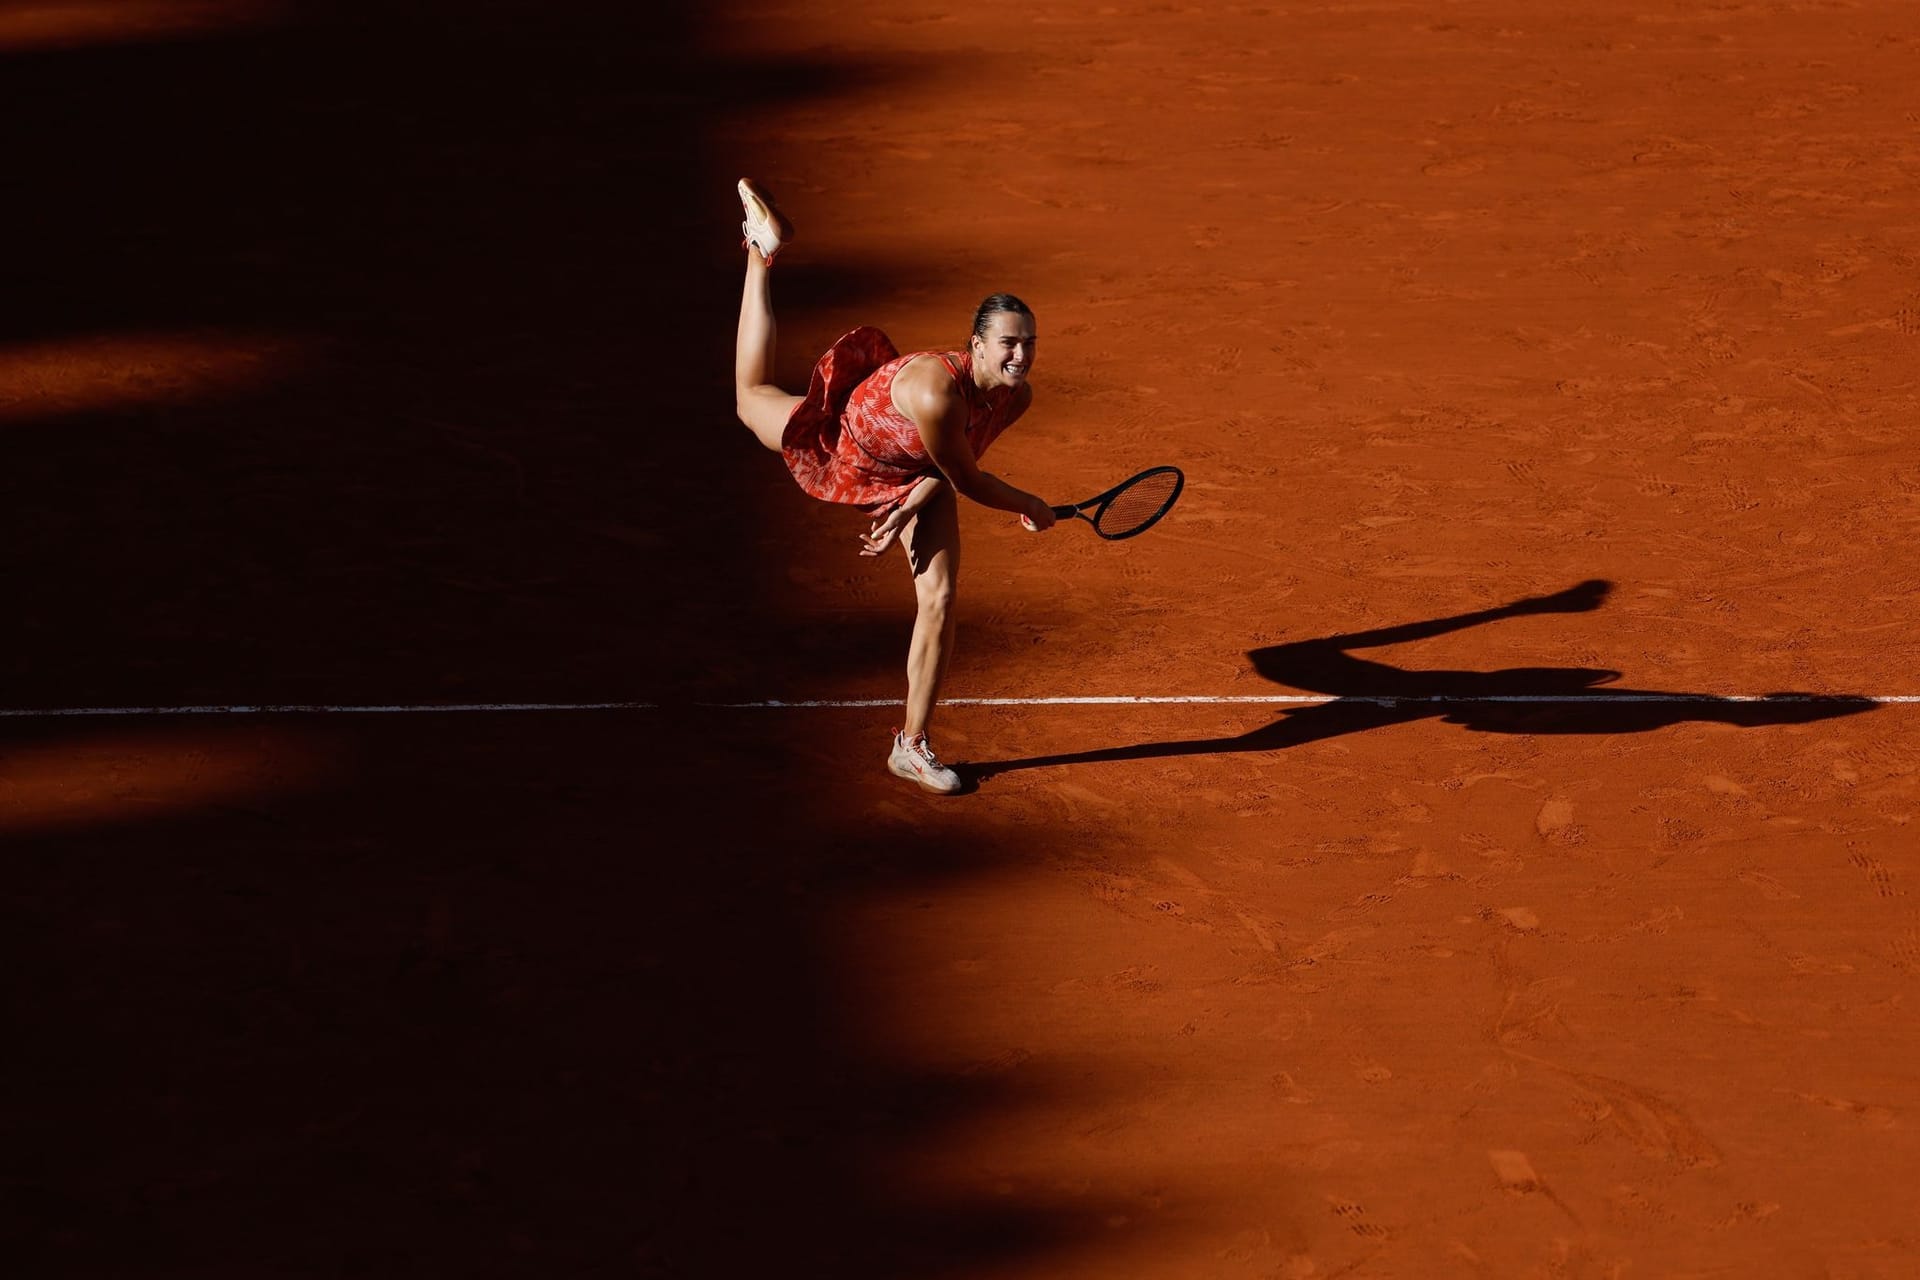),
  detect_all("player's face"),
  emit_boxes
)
[973,311,1037,389]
